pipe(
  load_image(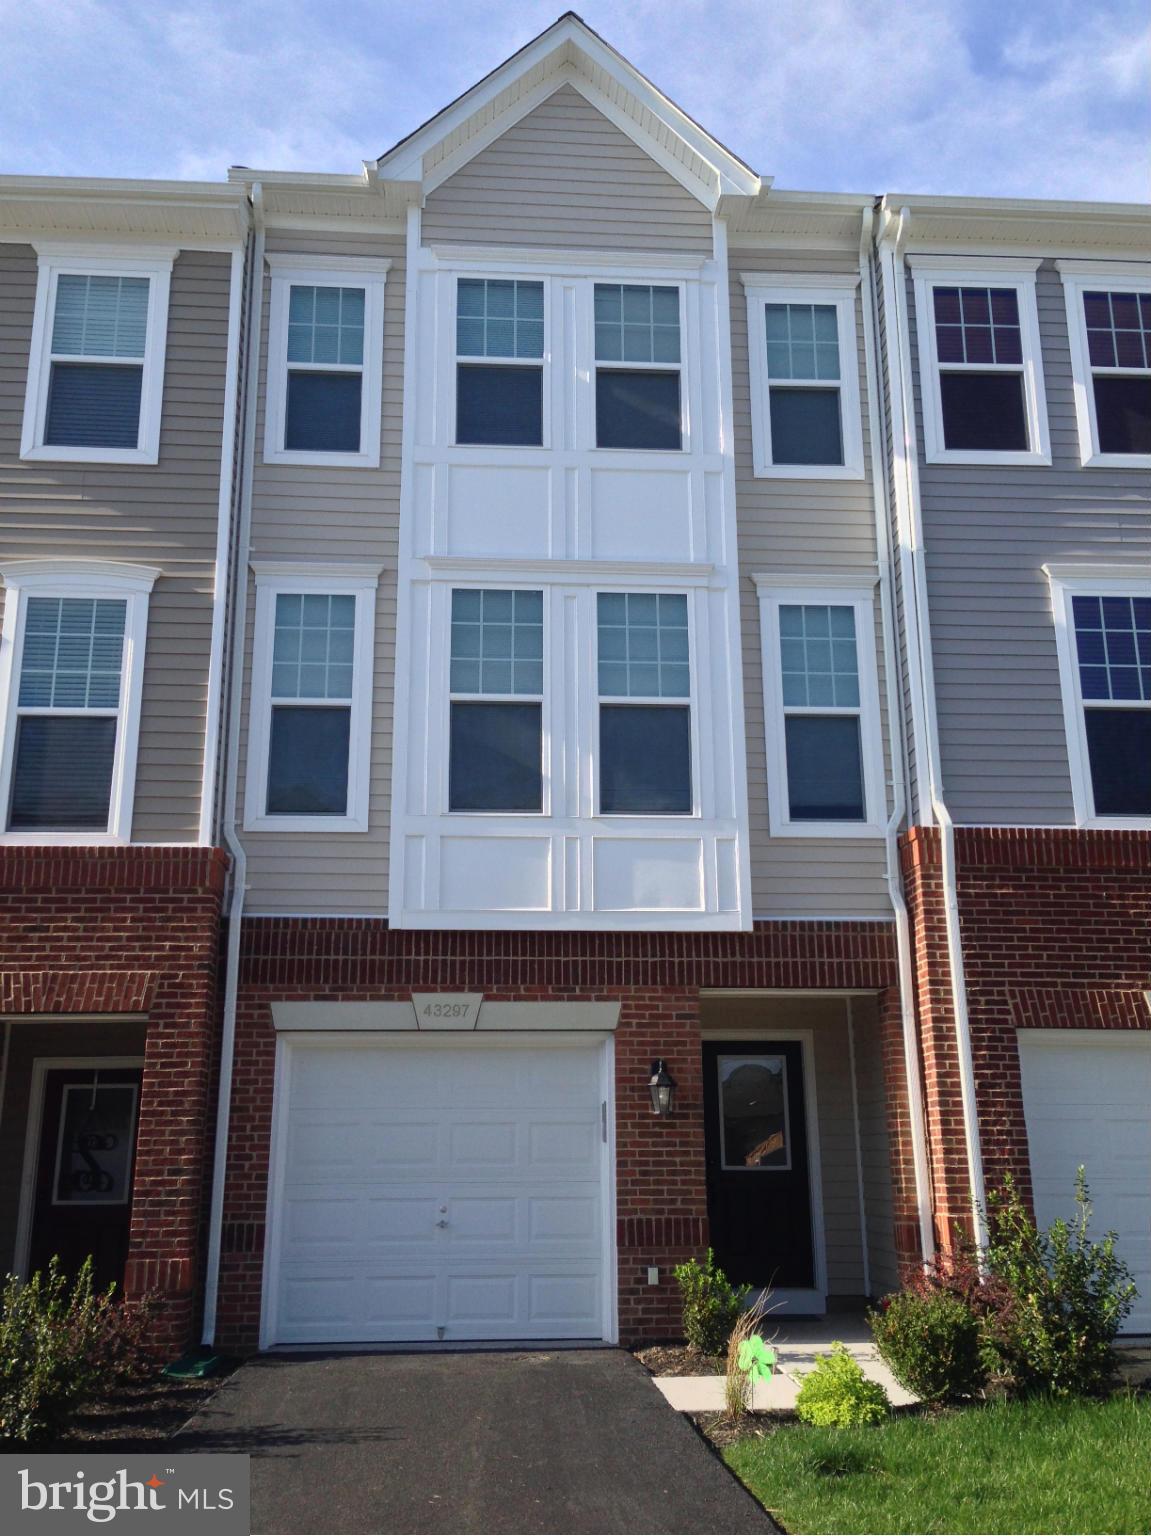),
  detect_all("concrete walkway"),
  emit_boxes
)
[175,1348,777,1535]
[654,1317,917,1412]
